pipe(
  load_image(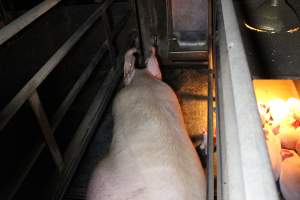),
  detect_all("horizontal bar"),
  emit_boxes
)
[178,92,216,101]
[52,44,107,131]
[54,55,122,200]
[1,7,131,199]
[168,50,208,61]
[0,0,114,131]
[52,10,131,131]
[0,0,61,46]
[3,143,45,200]
[162,66,210,76]
[52,32,138,200]
[28,91,65,171]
